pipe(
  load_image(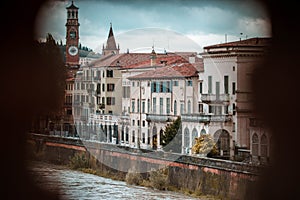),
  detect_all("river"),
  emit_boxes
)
[29,162,205,200]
